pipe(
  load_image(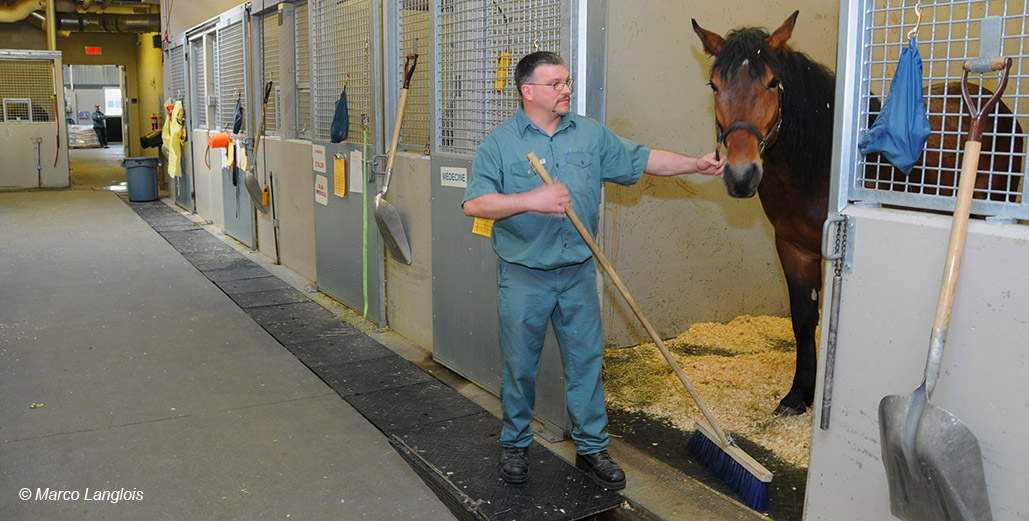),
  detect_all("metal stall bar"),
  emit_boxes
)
[310,0,387,326]
[258,7,281,136]
[390,0,432,153]
[846,0,1028,219]
[216,7,256,248]
[166,41,186,104]
[430,0,575,442]
[294,1,312,140]
[216,18,247,133]
[436,0,564,156]
[190,38,207,131]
